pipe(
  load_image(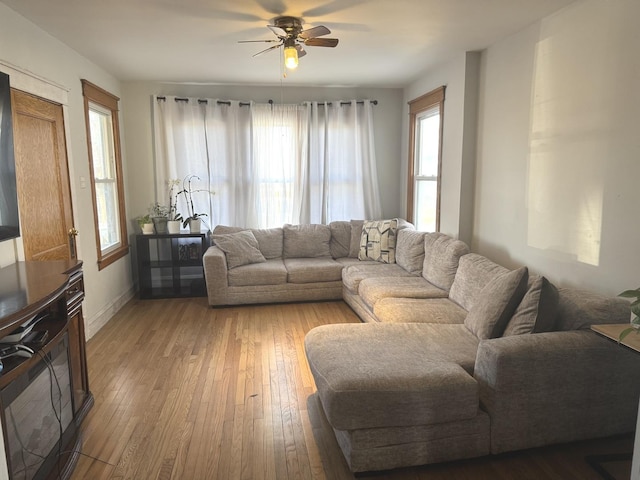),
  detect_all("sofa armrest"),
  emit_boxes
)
[474,331,640,454]
[203,246,229,305]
